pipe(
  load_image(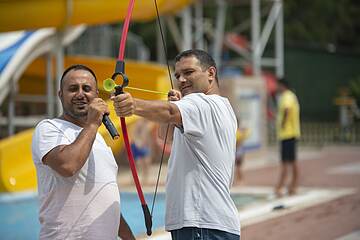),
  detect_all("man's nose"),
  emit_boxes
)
[178,75,186,82]
[75,89,85,98]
